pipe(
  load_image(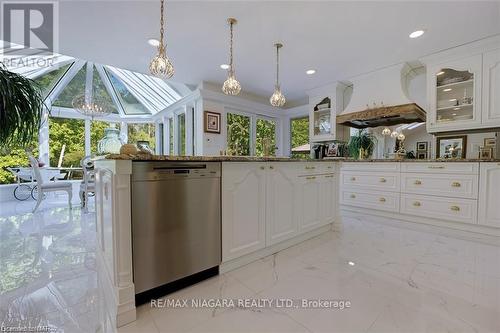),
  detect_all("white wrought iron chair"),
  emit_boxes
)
[79,155,96,213]
[29,155,73,213]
